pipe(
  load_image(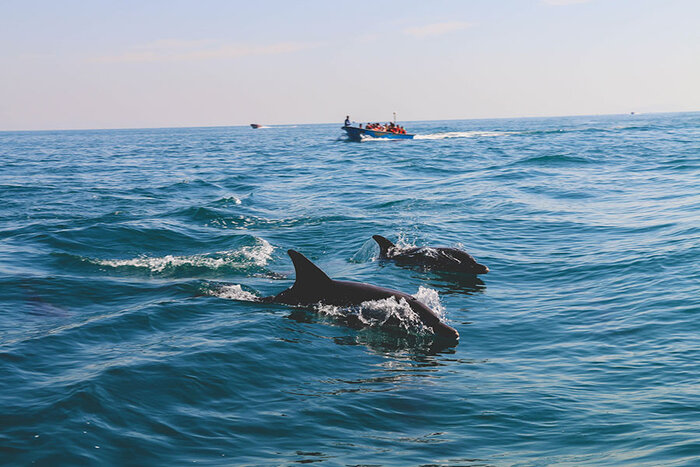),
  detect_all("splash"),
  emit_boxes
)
[359,134,402,142]
[239,238,274,267]
[313,286,446,336]
[217,195,242,205]
[394,232,418,250]
[413,286,445,320]
[384,234,435,259]
[314,296,428,334]
[206,284,443,336]
[209,284,260,302]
